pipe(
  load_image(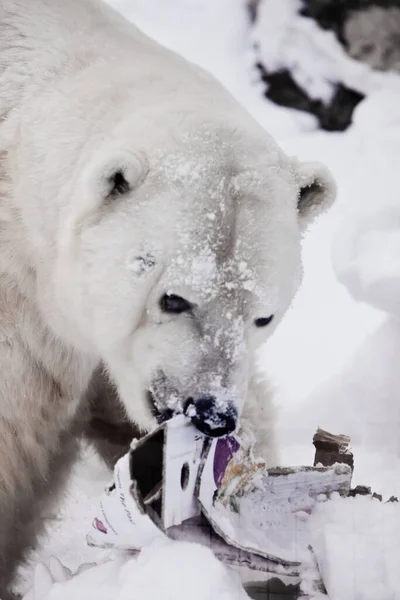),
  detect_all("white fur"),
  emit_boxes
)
[0,0,335,593]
